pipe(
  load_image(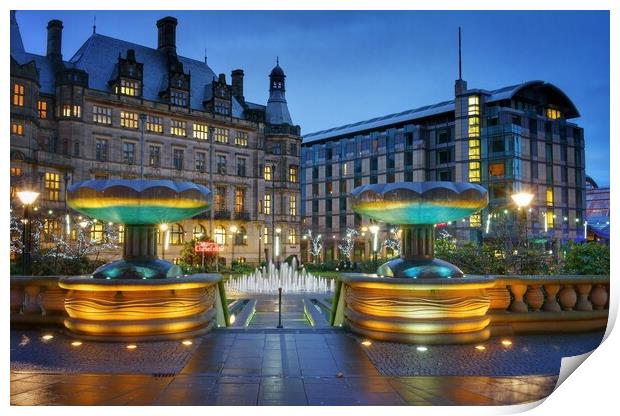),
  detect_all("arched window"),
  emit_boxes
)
[193,224,206,240]
[169,223,184,245]
[235,226,247,246]
[214,225,226,245]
